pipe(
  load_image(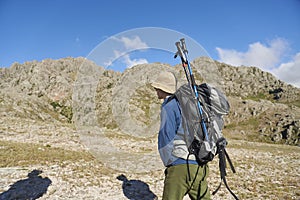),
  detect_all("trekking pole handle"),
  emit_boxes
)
[175,41,187,63]
[180,38,188,54]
